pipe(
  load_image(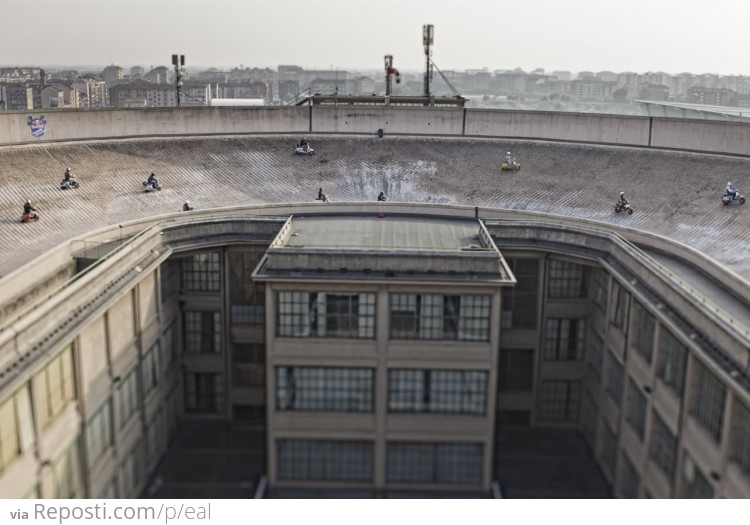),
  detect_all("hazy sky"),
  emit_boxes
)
[4,0,750,75]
